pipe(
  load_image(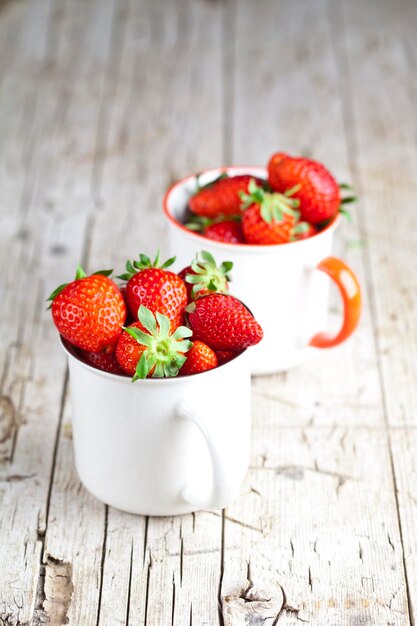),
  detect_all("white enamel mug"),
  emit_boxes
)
[62,339,251,516]
[163,166,361,375]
